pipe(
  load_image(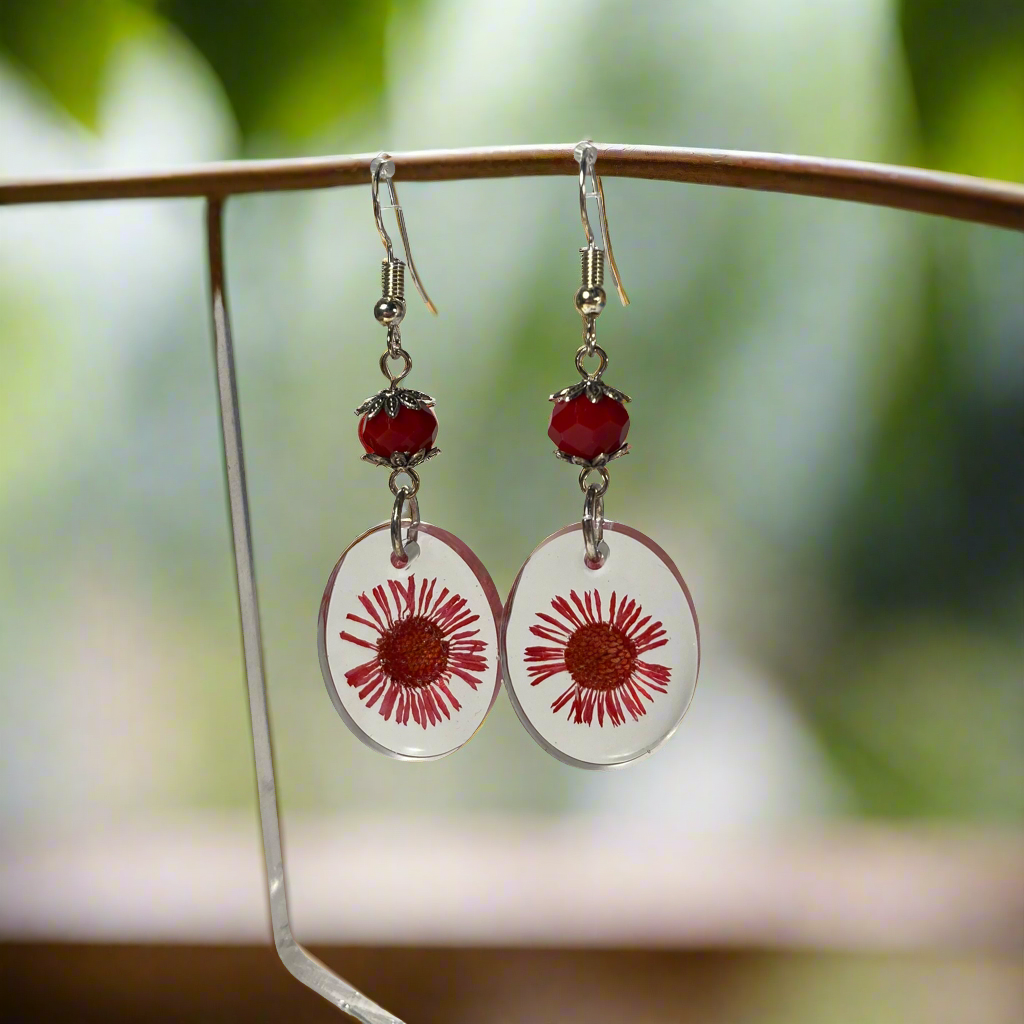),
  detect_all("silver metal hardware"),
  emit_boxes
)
[388,465,421,496]
[550,375,631,405]
[573,141,629,307]
[374,266,407,328]
[362,155,441,518]
[549,144,634,565]
[391,487,421,565]
[579,465,610,496]
[379,348,412,388]
[373,297,405,328]
[361,447,440,471]
[580,245,605,288]
[582,483,606,567]
[355,386,435,420]
[384,324,402,359]
[575,342,609,381]
[554,443,630,471]
[371,153,437,315]
[381,259,405,301]
[581,312,598,356]
[575,249,607,346]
